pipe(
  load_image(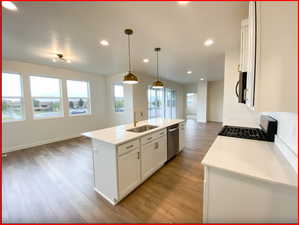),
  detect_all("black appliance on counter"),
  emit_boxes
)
[236,71,247,104]
[167,124,179,160]
[218,115,278,142]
